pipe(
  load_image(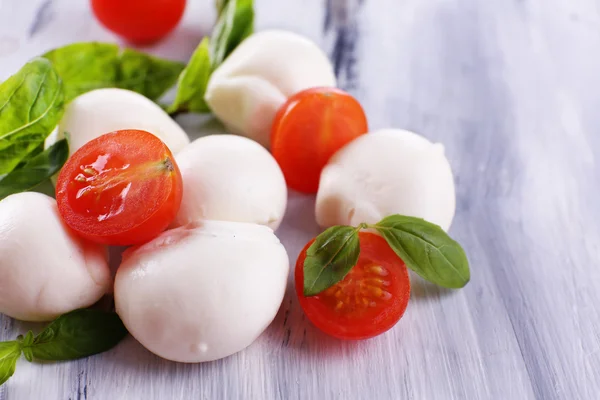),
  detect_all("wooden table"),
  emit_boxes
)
[1,0,598,399]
